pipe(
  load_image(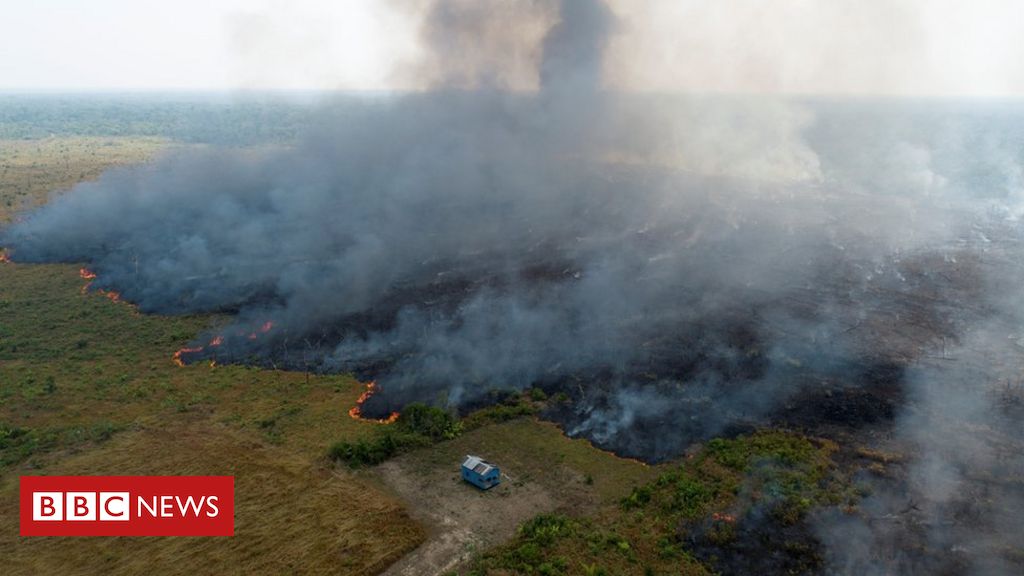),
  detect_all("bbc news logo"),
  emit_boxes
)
[20,476,234,536]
